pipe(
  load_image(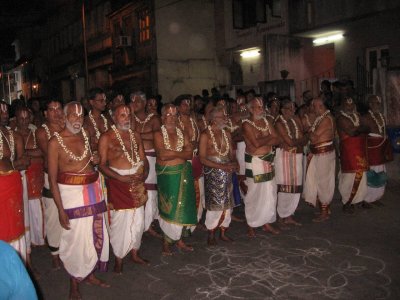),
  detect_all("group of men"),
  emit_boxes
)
[0,87,391,299]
